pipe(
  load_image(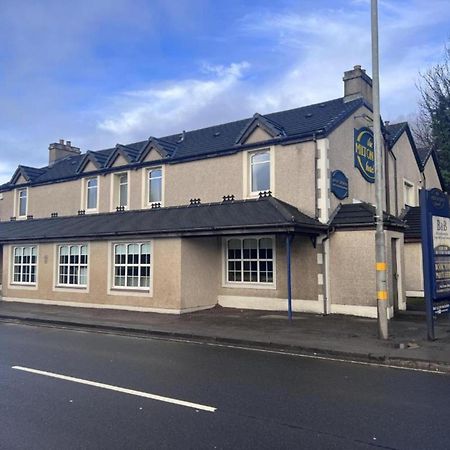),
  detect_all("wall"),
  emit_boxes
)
[423,157,443,190]
[180,237,220,310]
[1,239,183,312]
[218,235,321,313]
[404,242,424,297]
[385,230,406,311]
[328,105,379,213]
[0,140,318,220]
[390,132,422,213]
[329,230,376,313]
